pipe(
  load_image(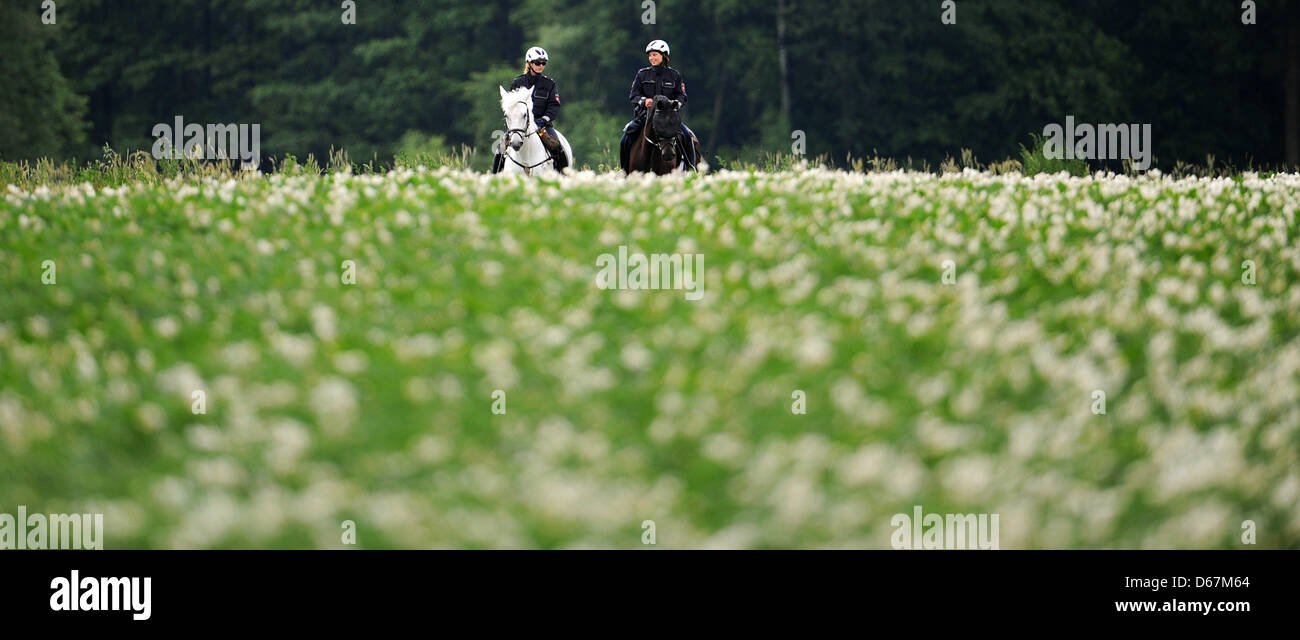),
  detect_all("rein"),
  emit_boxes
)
[643,128,675,155]
[504,131,555,171]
